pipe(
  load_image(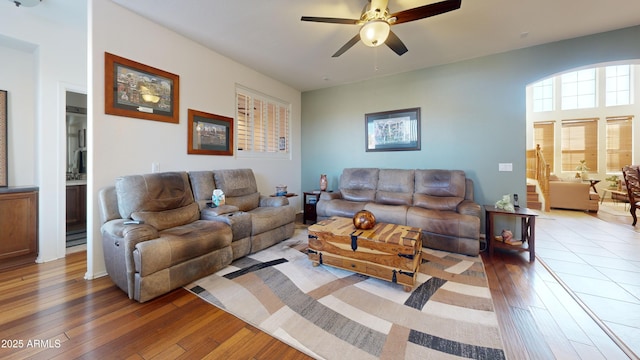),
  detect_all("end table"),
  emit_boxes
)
[484,205,538,262]
[303,192,321,224]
